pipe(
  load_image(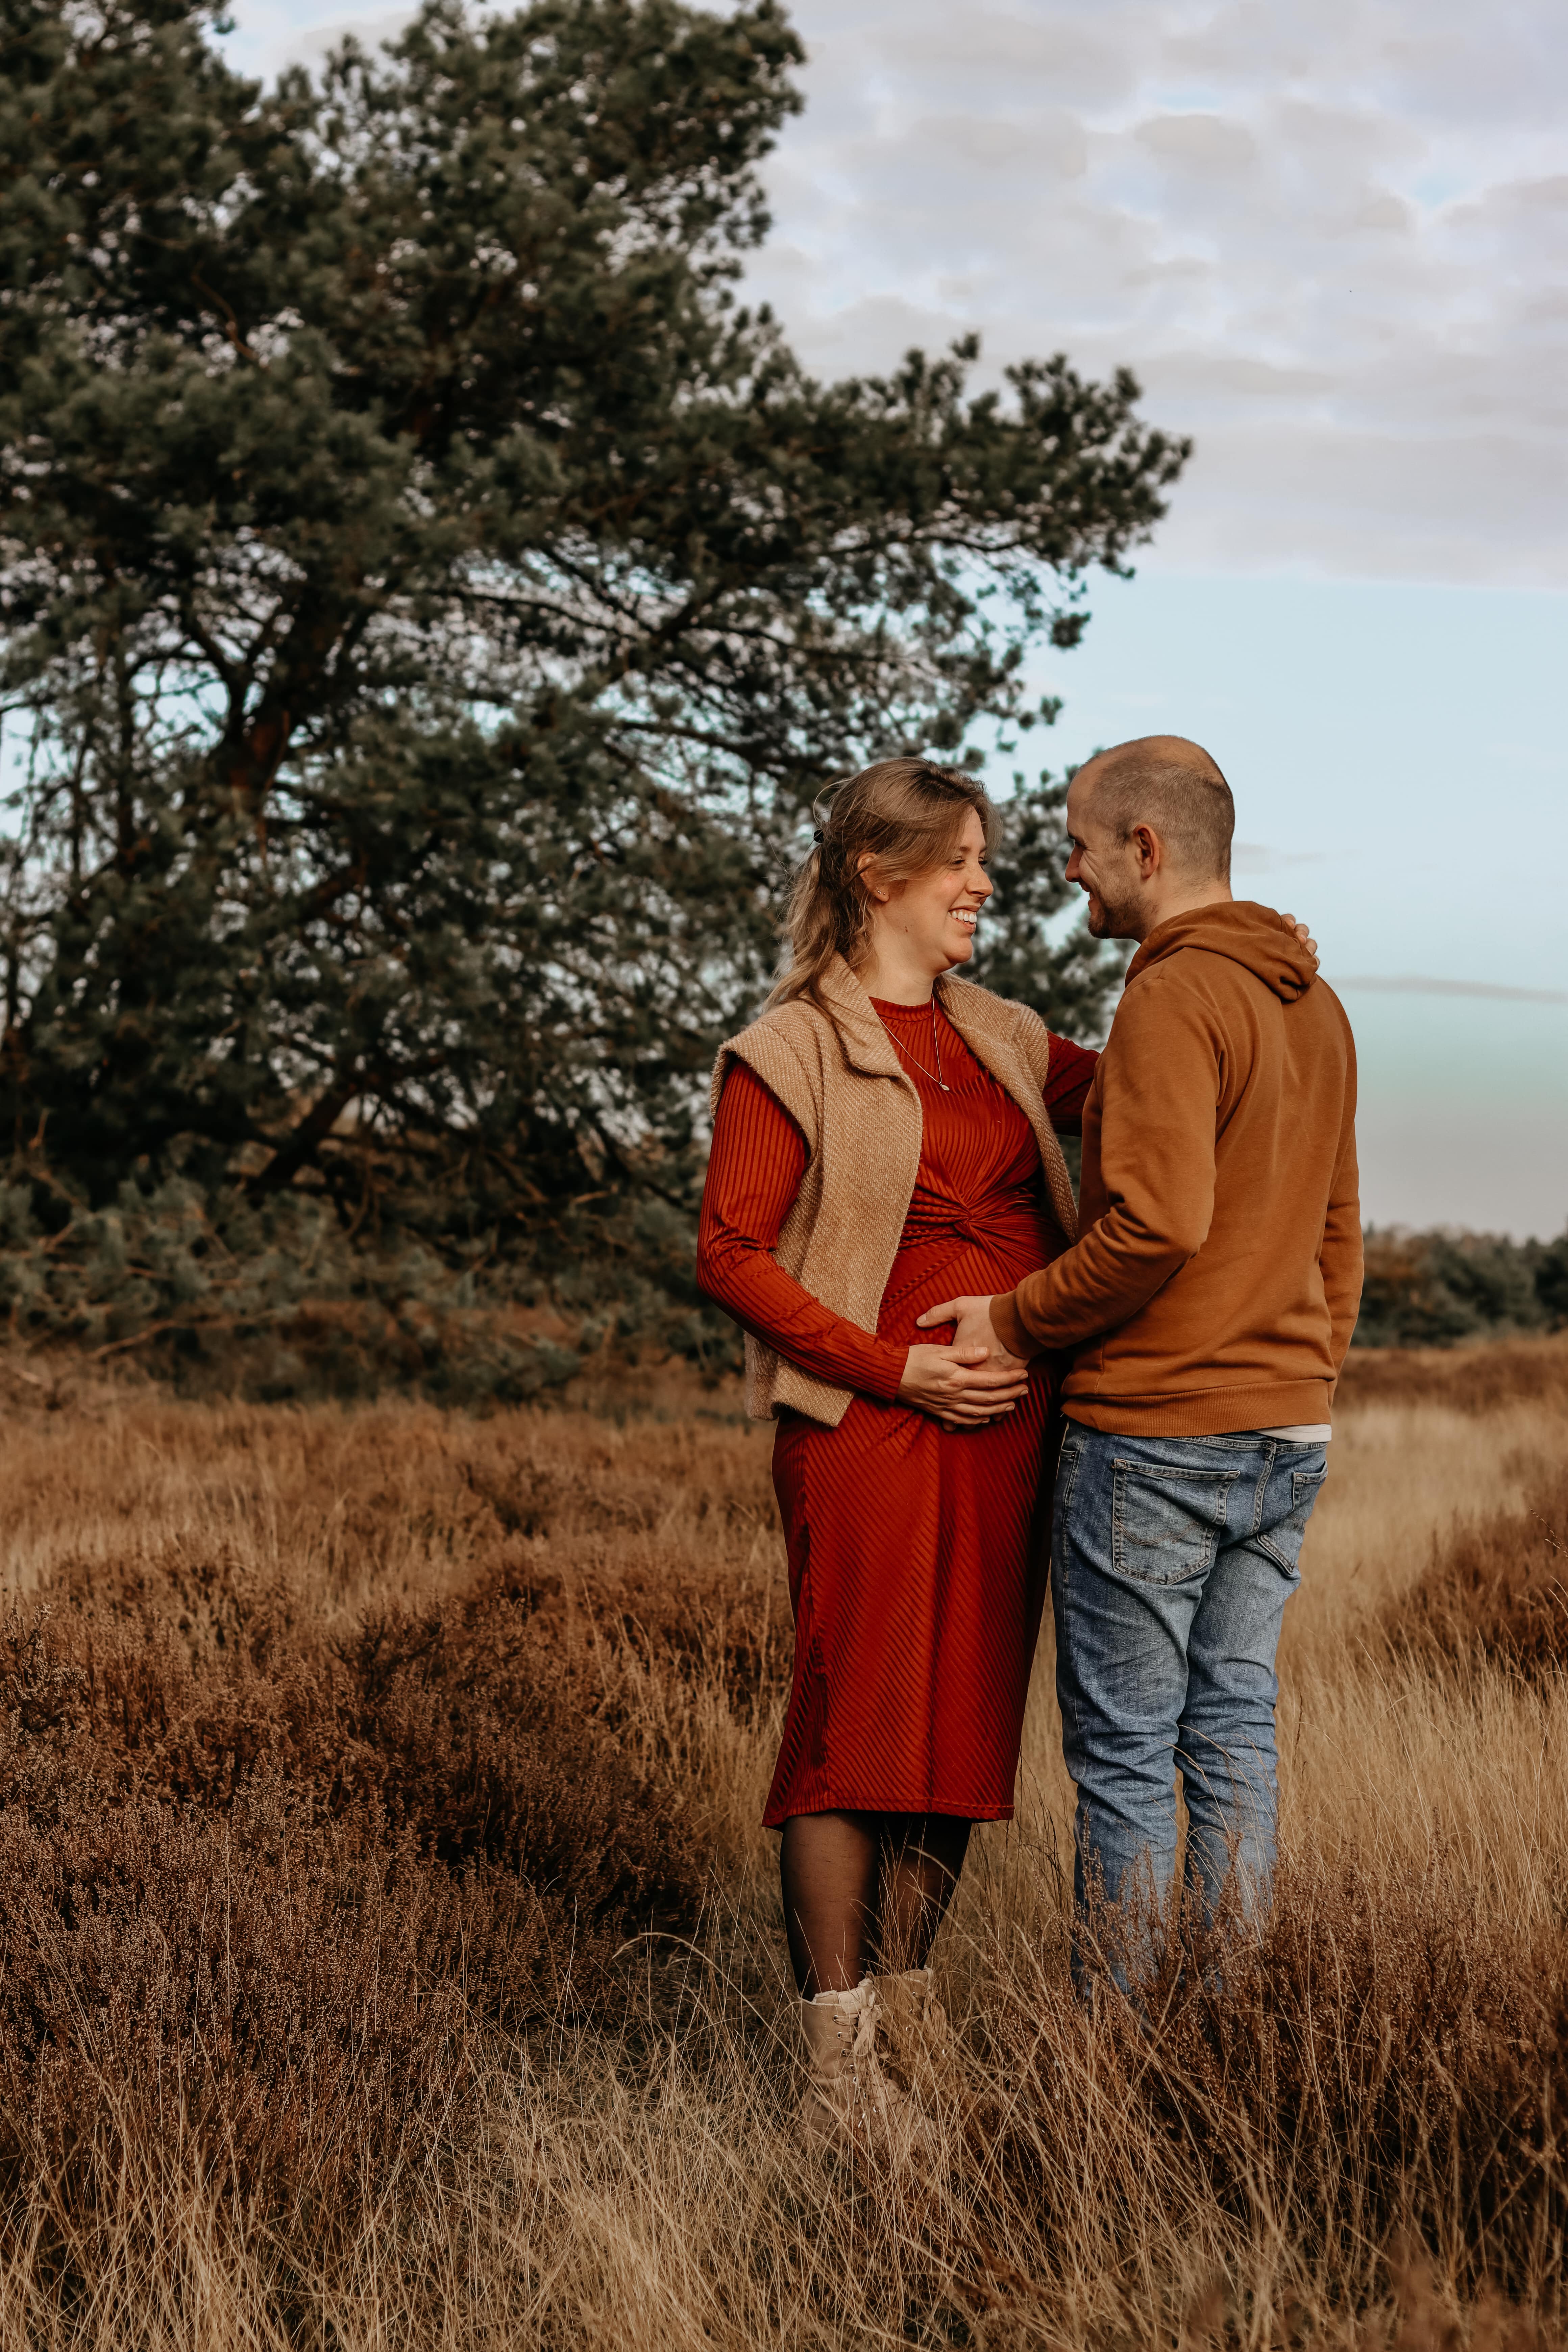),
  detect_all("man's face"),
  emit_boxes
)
[1065,775,1146,939]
